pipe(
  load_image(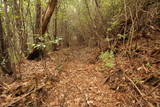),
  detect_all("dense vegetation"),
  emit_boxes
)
[0,0,160,106]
